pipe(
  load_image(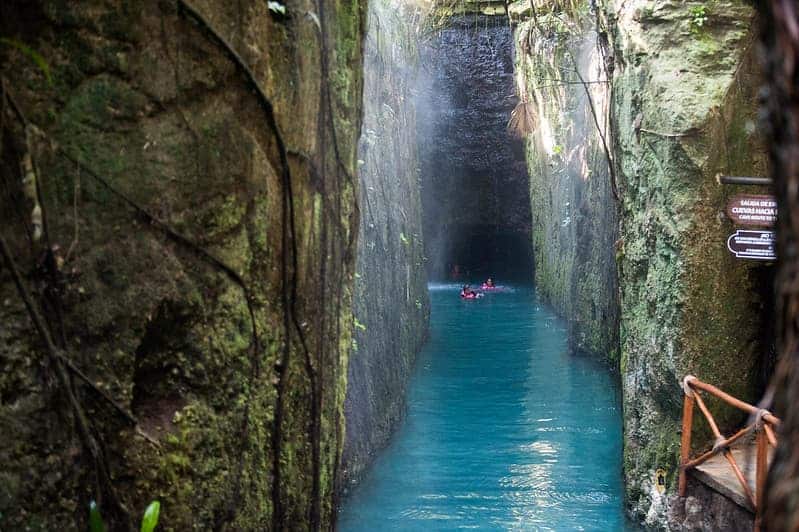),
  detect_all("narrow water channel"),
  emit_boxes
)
[339,283,629,530]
